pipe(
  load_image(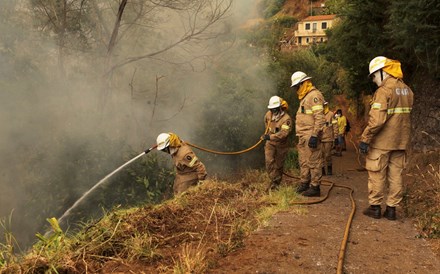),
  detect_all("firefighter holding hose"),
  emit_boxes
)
[156,132,207,195]
[261,96,292,190]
